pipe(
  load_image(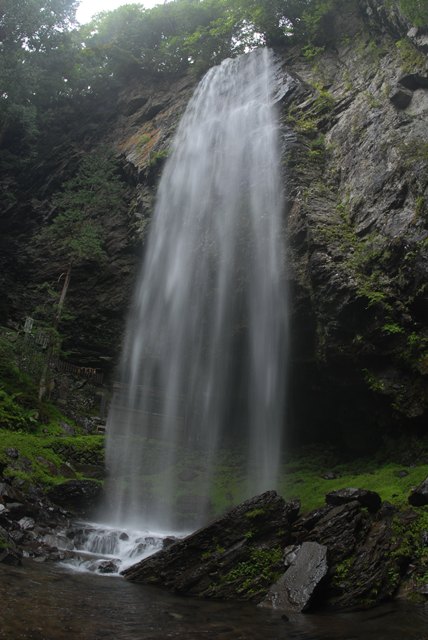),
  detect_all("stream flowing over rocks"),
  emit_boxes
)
[2,469,428,611]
